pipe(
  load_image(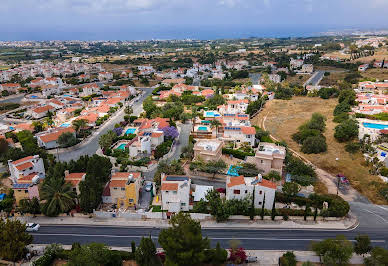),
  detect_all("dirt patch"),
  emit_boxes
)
[361,68,388,81]
[252,97,387,204]
[285,74,311,86]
